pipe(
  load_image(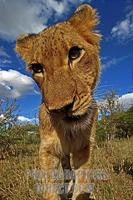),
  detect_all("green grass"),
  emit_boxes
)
[0,138,133,200]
